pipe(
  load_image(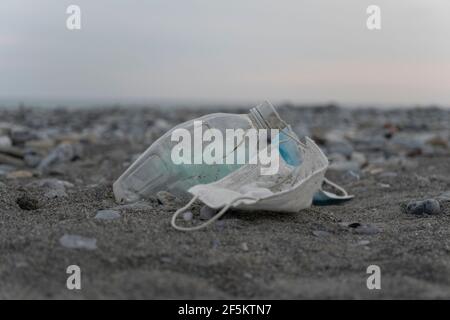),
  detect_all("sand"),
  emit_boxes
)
[0,105,449,299]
